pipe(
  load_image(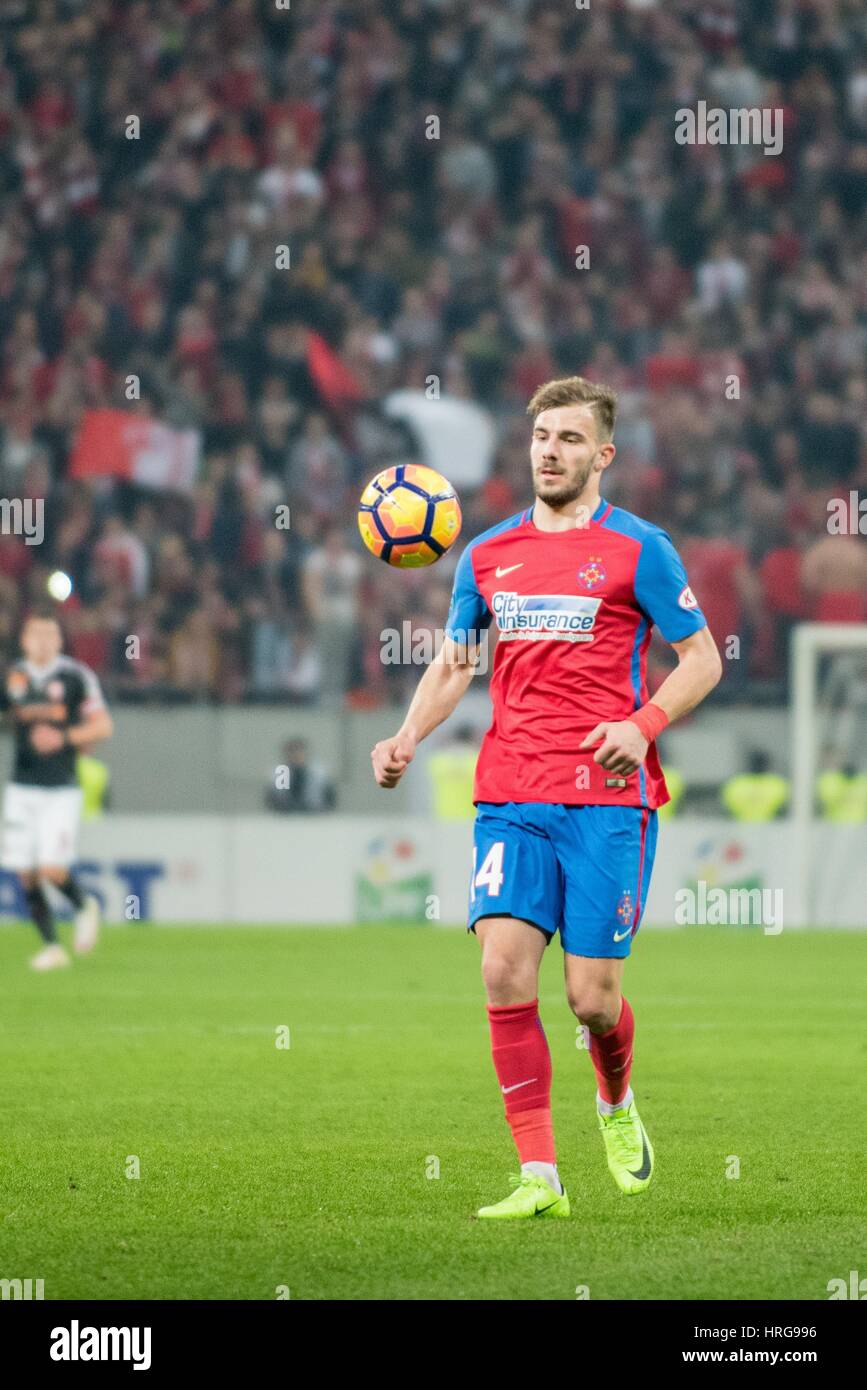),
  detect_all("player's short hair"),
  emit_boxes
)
[526,376,618,443]
[22,608,65,641]
[24,608,61,625]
